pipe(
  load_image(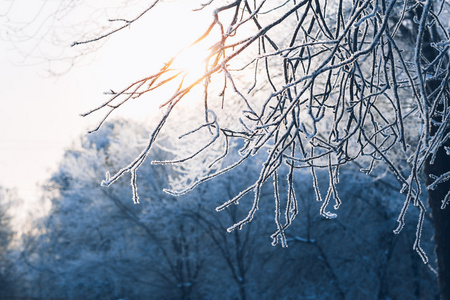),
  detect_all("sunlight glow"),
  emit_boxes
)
[172,44,210,76]
[92,2,217,119]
